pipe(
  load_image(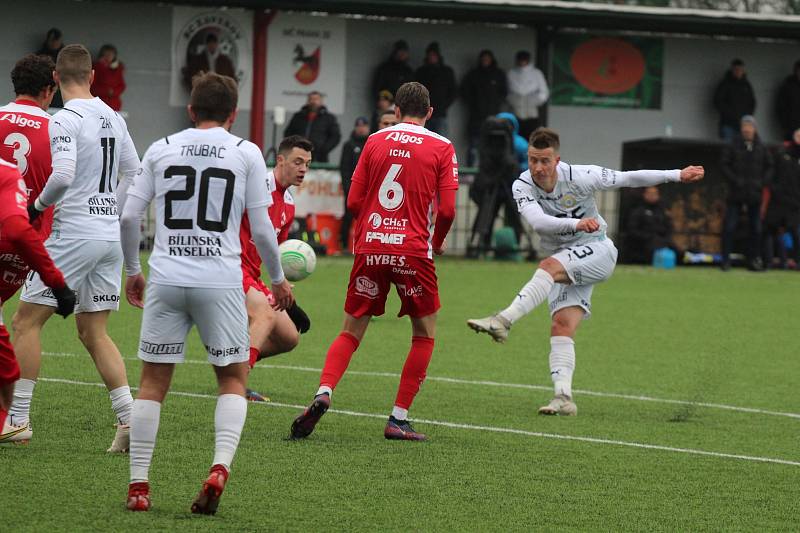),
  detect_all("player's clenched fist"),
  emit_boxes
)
[679,165,704,183]
[270,279,294,311]
[576,218,600,233]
